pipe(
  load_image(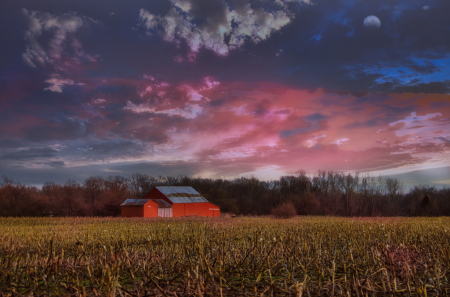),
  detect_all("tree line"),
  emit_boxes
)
[0,170,449,217]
